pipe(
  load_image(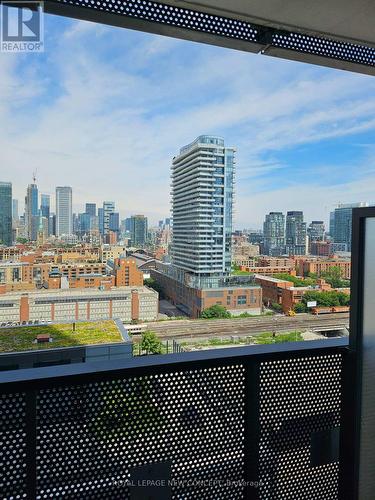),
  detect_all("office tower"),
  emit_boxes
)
[25,183,38,240]
[329,211,335,237]
[56,186,73,237]
[171,135,235,276]
[285,211,307,255]
[333,202,368,249]
[85,203,96,217]
[130,215,148,247]
[308,221,325,242]
[0,182,12,246]
[158,220,164,229]
[73,213,80,234]
[49,214,56,236]
[109,212,120,232]
[165,217,171,228]
[40,194,50,235]
[263,212,285,255]
[78,213,91,234]
[40,194,50,219]
[103,201,115,235]
[12,199,19,221]
[125,217,132,232]
[98,208,104,235]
